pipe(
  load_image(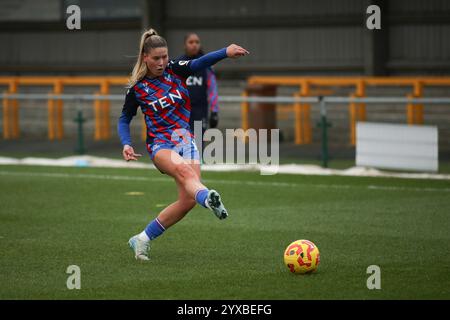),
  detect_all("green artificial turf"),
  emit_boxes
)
[0,165,449,299]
